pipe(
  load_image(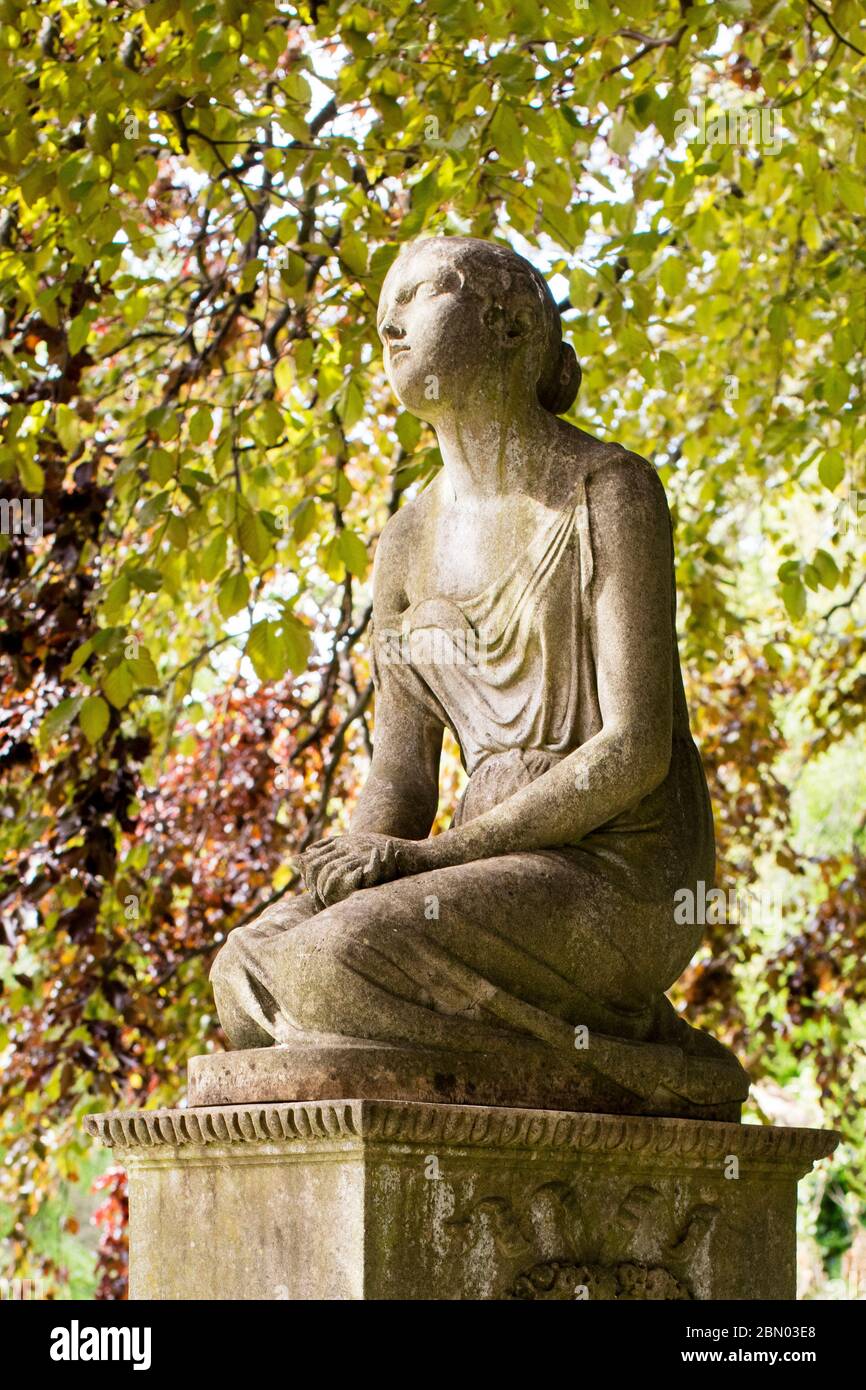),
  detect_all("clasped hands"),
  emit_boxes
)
[297,832,434,912]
